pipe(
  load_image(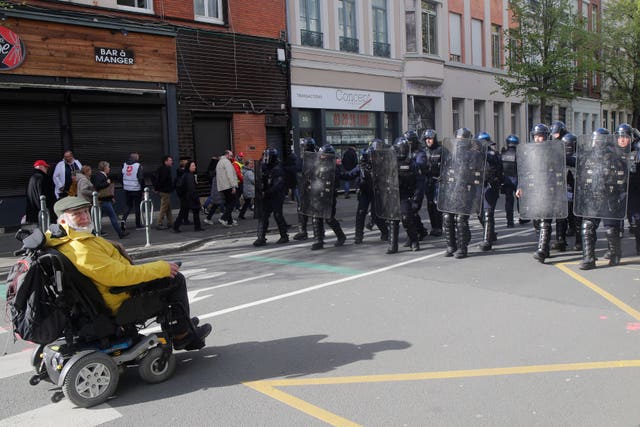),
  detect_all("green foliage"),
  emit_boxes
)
[600,0,640,127]
[495,0,598,116]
